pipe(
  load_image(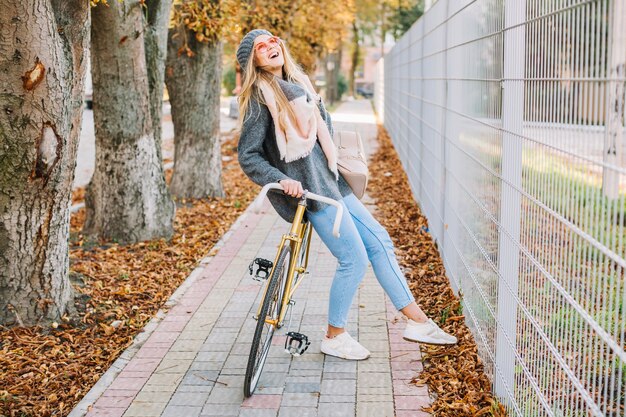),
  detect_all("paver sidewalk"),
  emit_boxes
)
[70,100,432,417]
